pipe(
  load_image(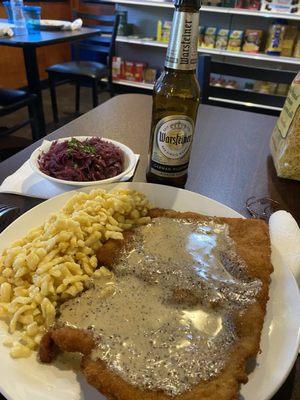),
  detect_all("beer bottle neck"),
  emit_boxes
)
[165,8,200,72]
